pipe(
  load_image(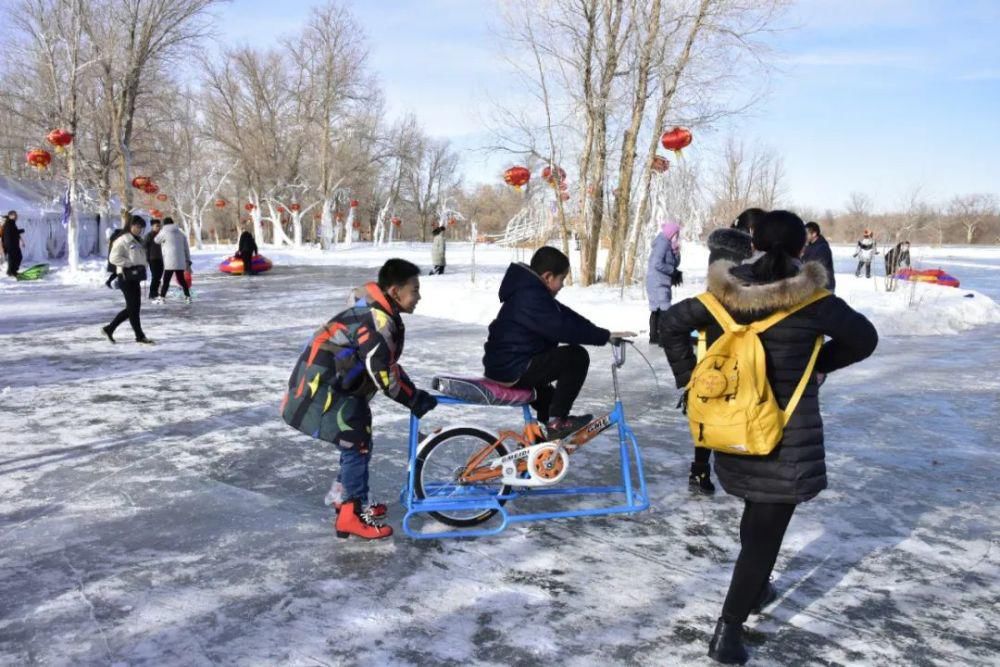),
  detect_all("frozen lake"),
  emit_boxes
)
[1,247,998,665]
